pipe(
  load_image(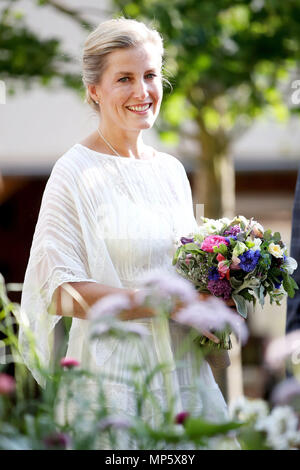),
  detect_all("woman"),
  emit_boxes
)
[18,18,234,448]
